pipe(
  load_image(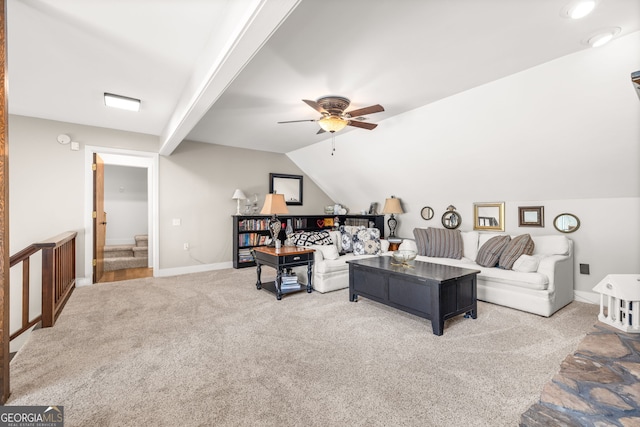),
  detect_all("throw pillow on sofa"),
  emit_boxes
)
[476,235,511,267]
[352,227,381,255]
[425,227,463,259]
[291,230,333,246]
[512,254,542,273]
[413,228,429,256]
[339,225,354,253]
[498,234,535,270]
